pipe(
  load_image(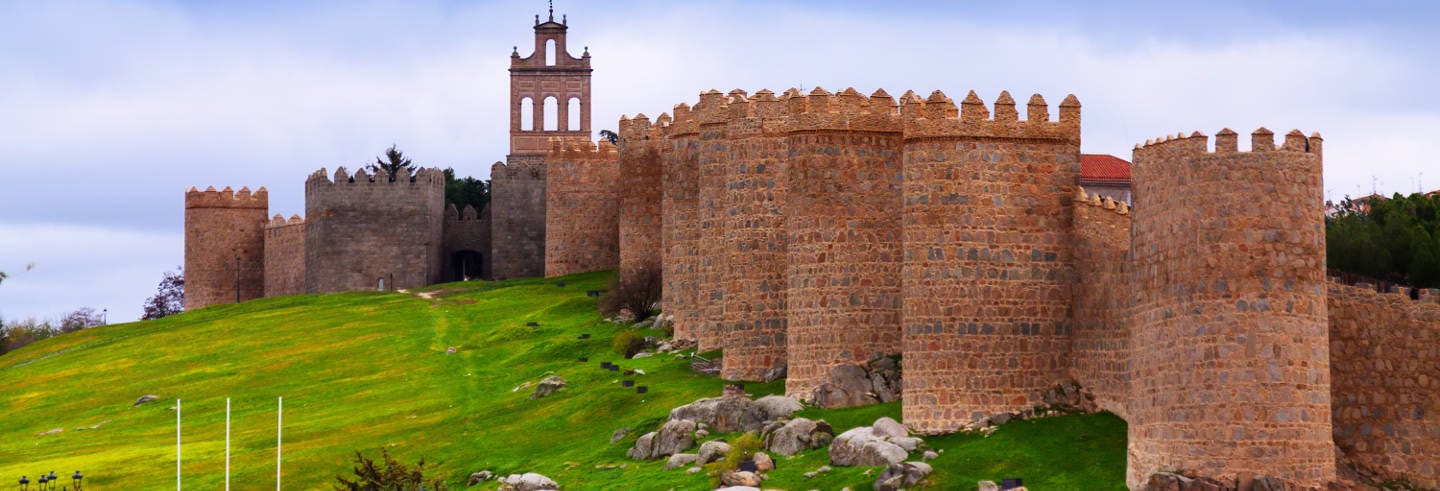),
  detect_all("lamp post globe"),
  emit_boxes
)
[19,475,29,491]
